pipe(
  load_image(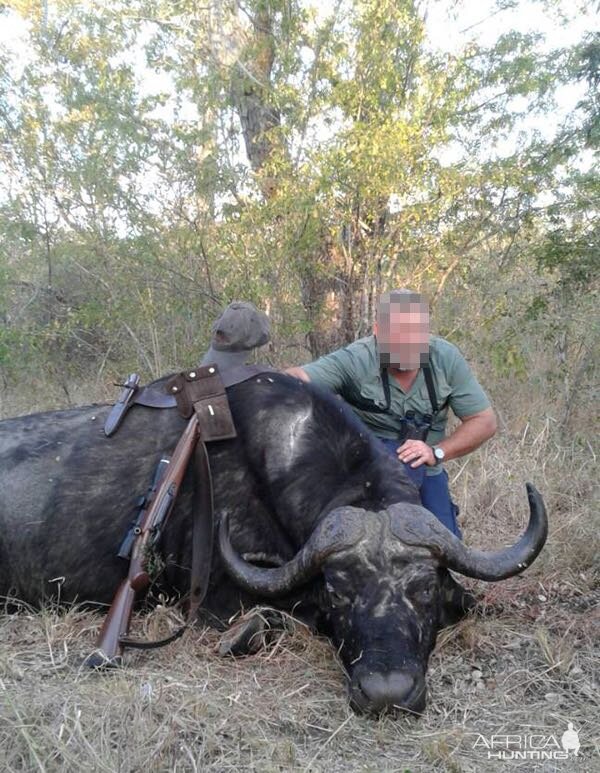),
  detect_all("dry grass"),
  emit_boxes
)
[1,382,599,772]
